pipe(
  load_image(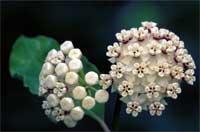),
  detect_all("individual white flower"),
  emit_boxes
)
[132,62,149,78]
[95,89,109,103]
[171,65,184,80]
[183,54,196,69]
[142,21,157,29]
[159,28,169,38]
[137,27,148,41]
[99,74,112,89]
[166,83,181,99]
[149,102,165,116]
[60,97,74,111]
[68,48,82,59]
[85,71,99,85]
[44,75,57,89]
[145,83,160,98]
[41,62,54,76]
[55,63,69,76]
[60,41,74,54]
[154,62,171,77]
[53,82,66,97]
[147,40,161,55]
[45,49,57,62]
[116,29,132,42]
[106,42,121,58]
[161,40,176,53]
[110,62,125,78]
[151,27,160,39]
[72,86,87,100]
[68,58,83,72]
[126,101,142,117]
[118,81,134,97]
[175,48,188,62]
[64,115,77,128]
[47,94,59,107]
[65,72,79,85]
[52,107,65,121]
[46,50,65,65]
[127,43,143,57]
[42,100,50,109]
[70,106,84,121]
[82,96,96,110]
[184,69,196,85]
